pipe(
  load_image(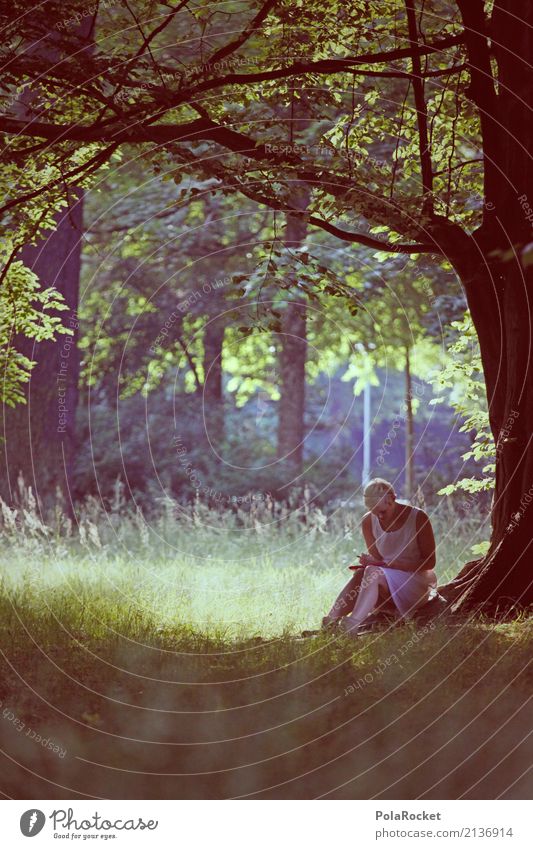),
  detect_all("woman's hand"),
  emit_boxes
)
[358,552,385,567]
